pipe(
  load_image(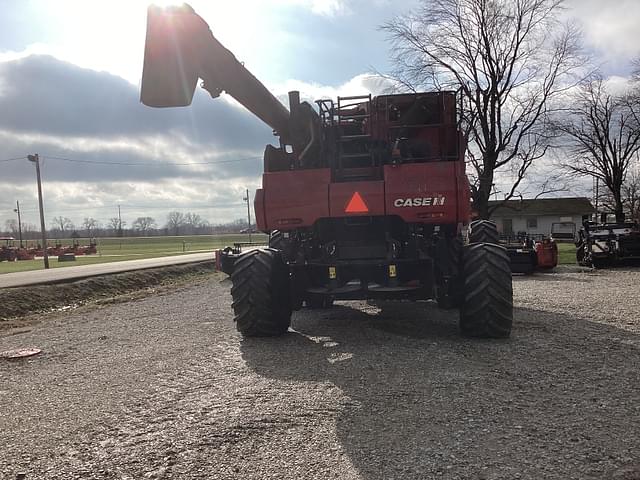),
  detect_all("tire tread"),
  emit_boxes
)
[230,248,291,337]
[460,243,513,338]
